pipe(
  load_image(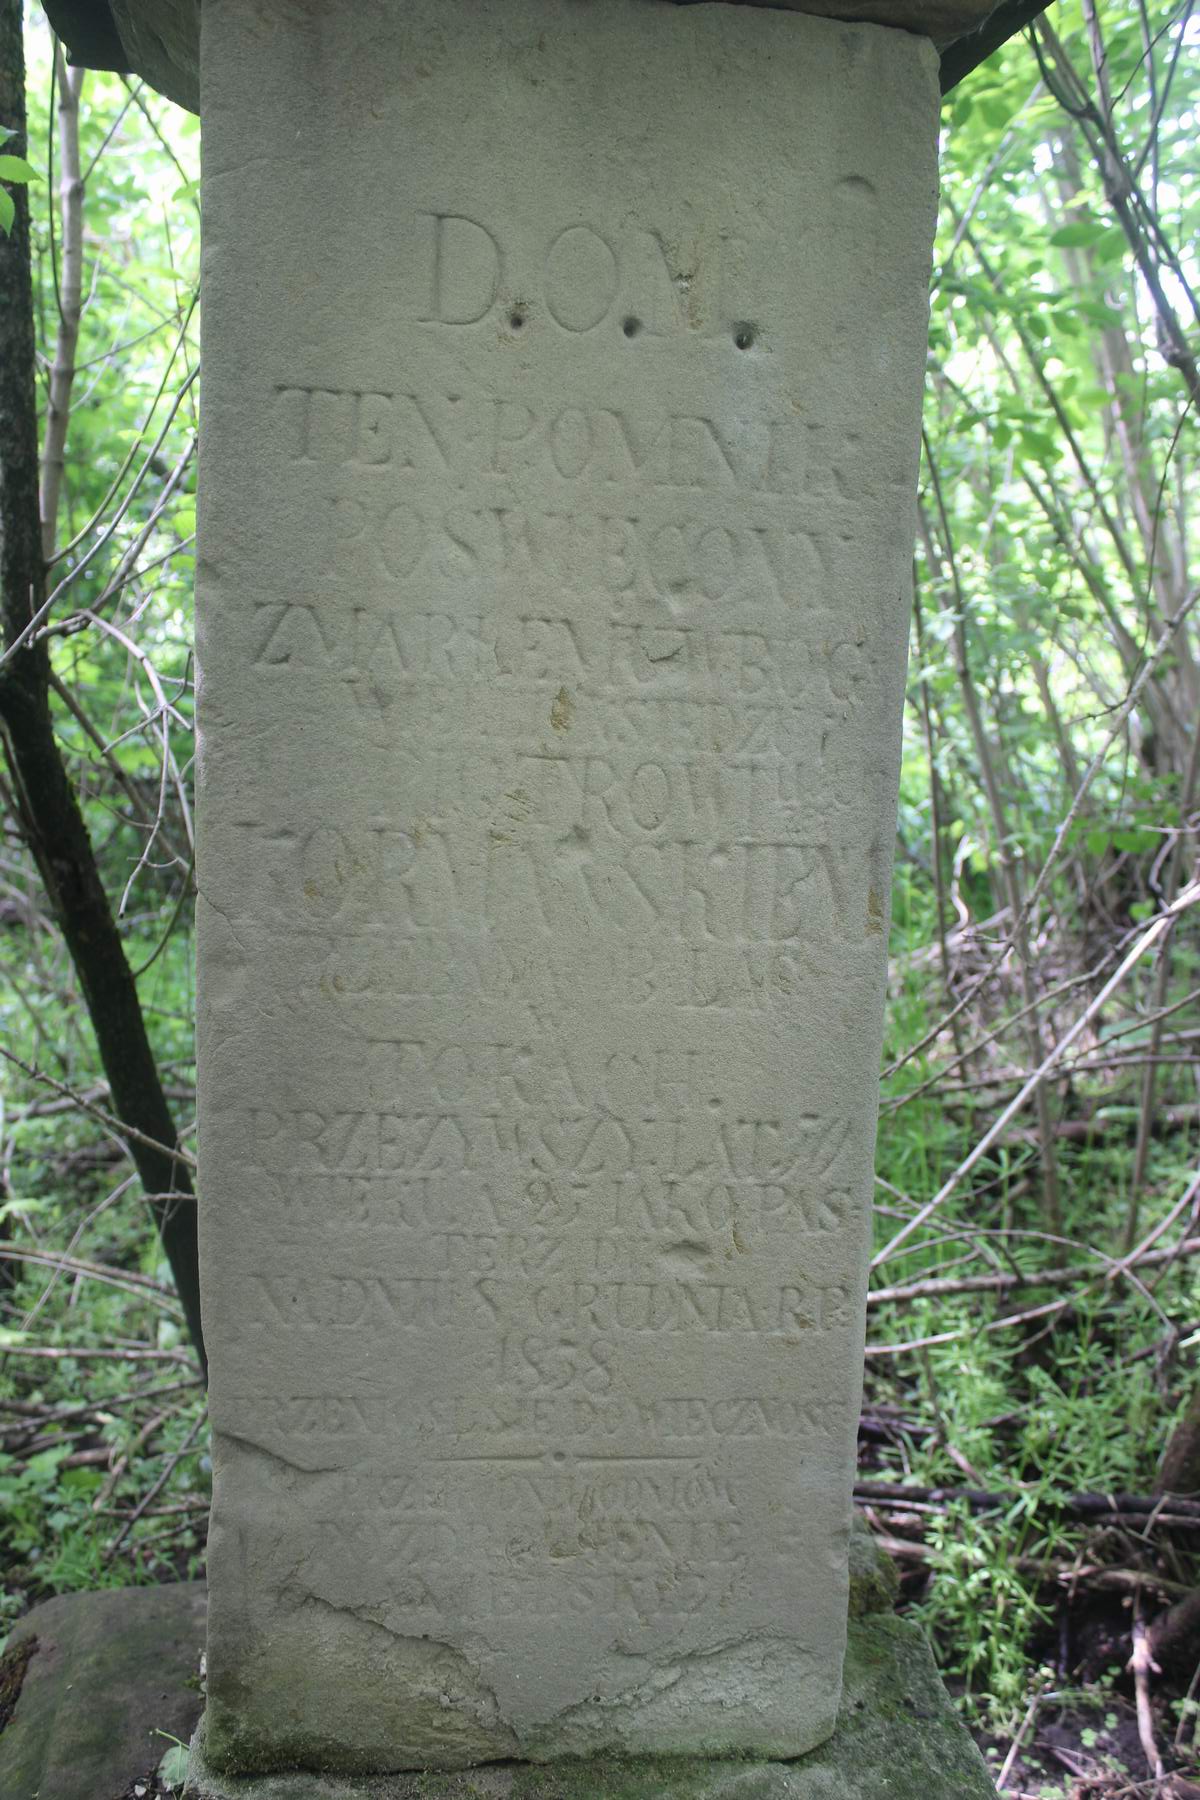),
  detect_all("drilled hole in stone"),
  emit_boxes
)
[734,324,755,350]
[622,316,641,338]
[510,310,525,330]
